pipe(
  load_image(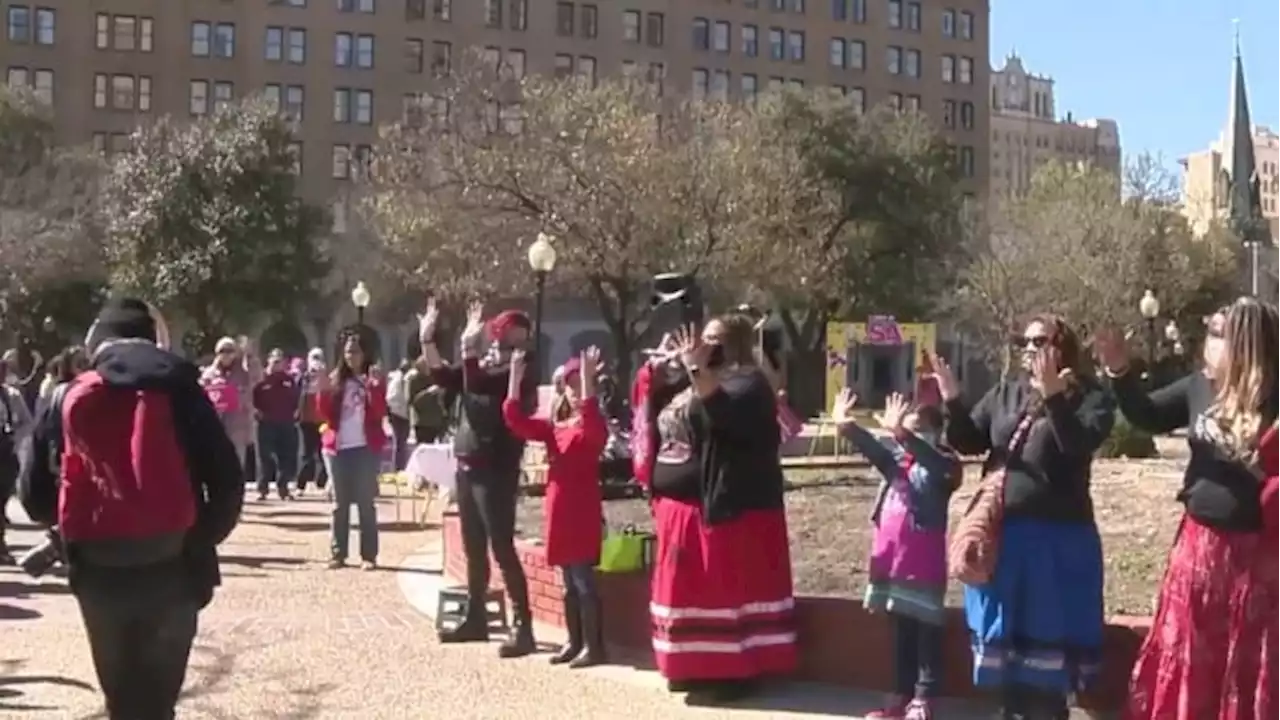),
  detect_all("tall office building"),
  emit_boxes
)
[1,0,991,211]
[988,52,1121,199]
